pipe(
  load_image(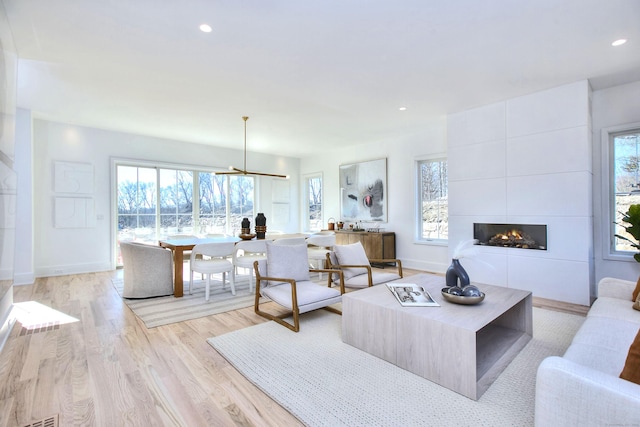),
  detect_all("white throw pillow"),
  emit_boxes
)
[334,242,370,279]
[266,241,310,284]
